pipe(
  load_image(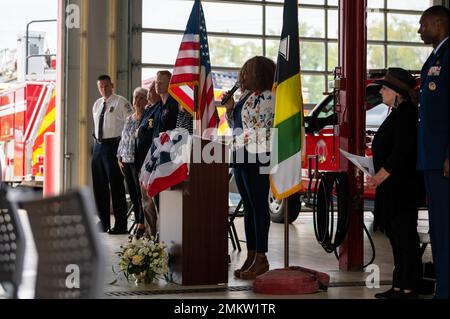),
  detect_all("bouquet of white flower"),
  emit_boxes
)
[113,236,169,284]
